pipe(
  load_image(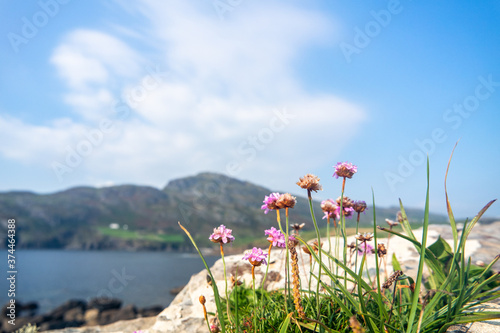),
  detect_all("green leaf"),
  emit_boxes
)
[427,236,453,269]
[278,312,292,333]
